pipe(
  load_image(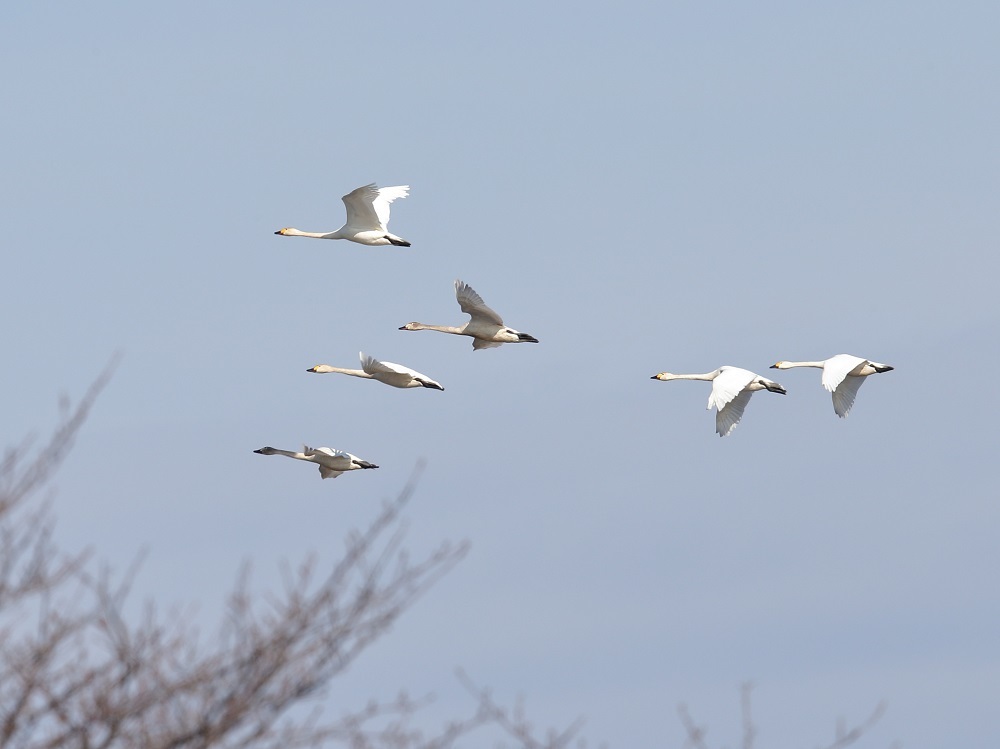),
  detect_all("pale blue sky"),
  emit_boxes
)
[2,2,998,746]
